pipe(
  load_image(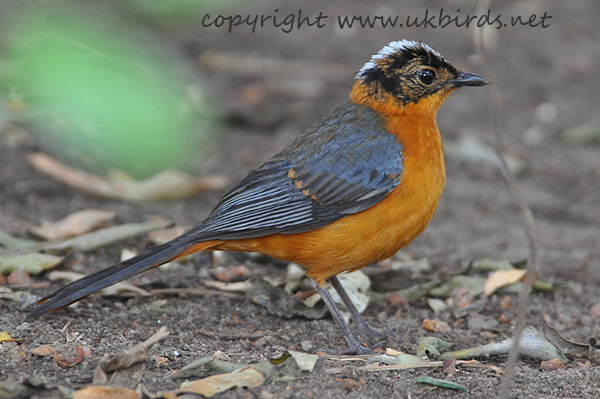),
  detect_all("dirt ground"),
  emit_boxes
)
[1,0,600,398]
